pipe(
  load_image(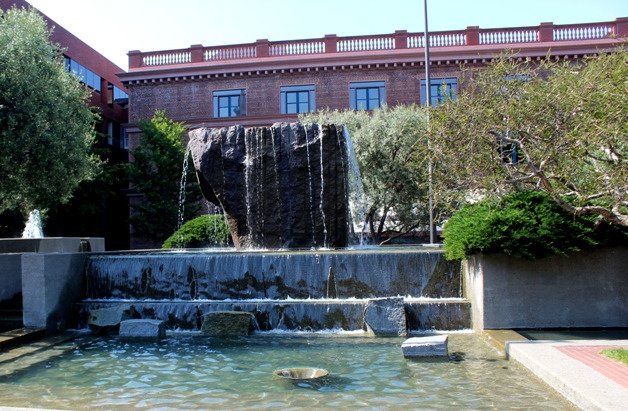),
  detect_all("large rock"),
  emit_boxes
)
[363,297,407,336]
[119,319,166,339]
[188,123,350,249]
[201,311,254,336]
[88,305,134,330]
